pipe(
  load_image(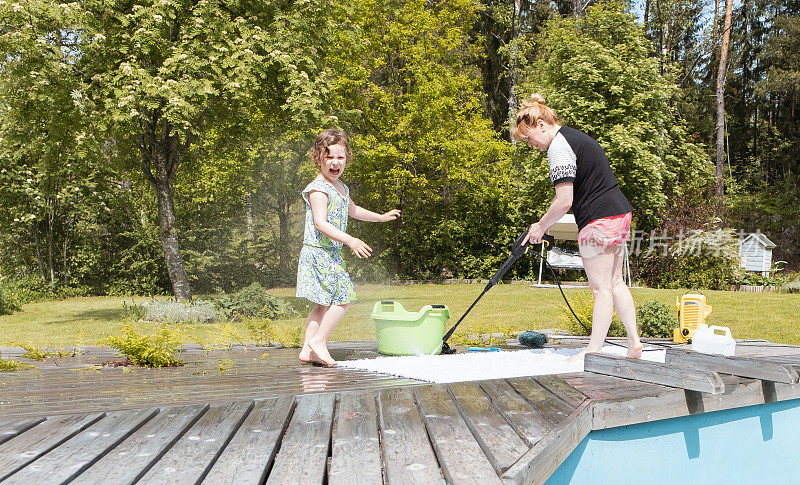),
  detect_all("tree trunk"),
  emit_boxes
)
[715,0,733,209]
[141,117,193,301]
[154,178,192,301]
[277,194,291,285]
[47,209,55,283]
[62,221,70,283]
[32,223,47,282]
